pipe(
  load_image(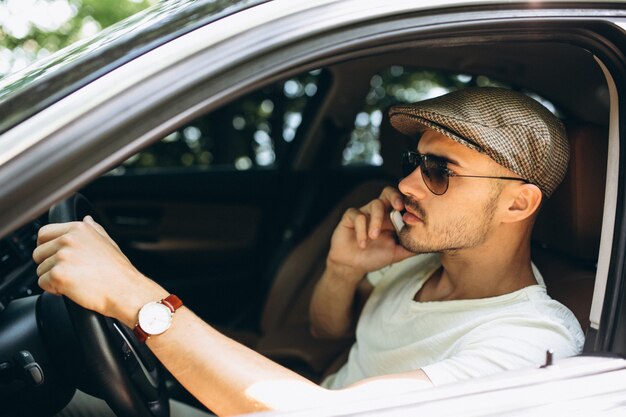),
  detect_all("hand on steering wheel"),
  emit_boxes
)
[43,193,169,417]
